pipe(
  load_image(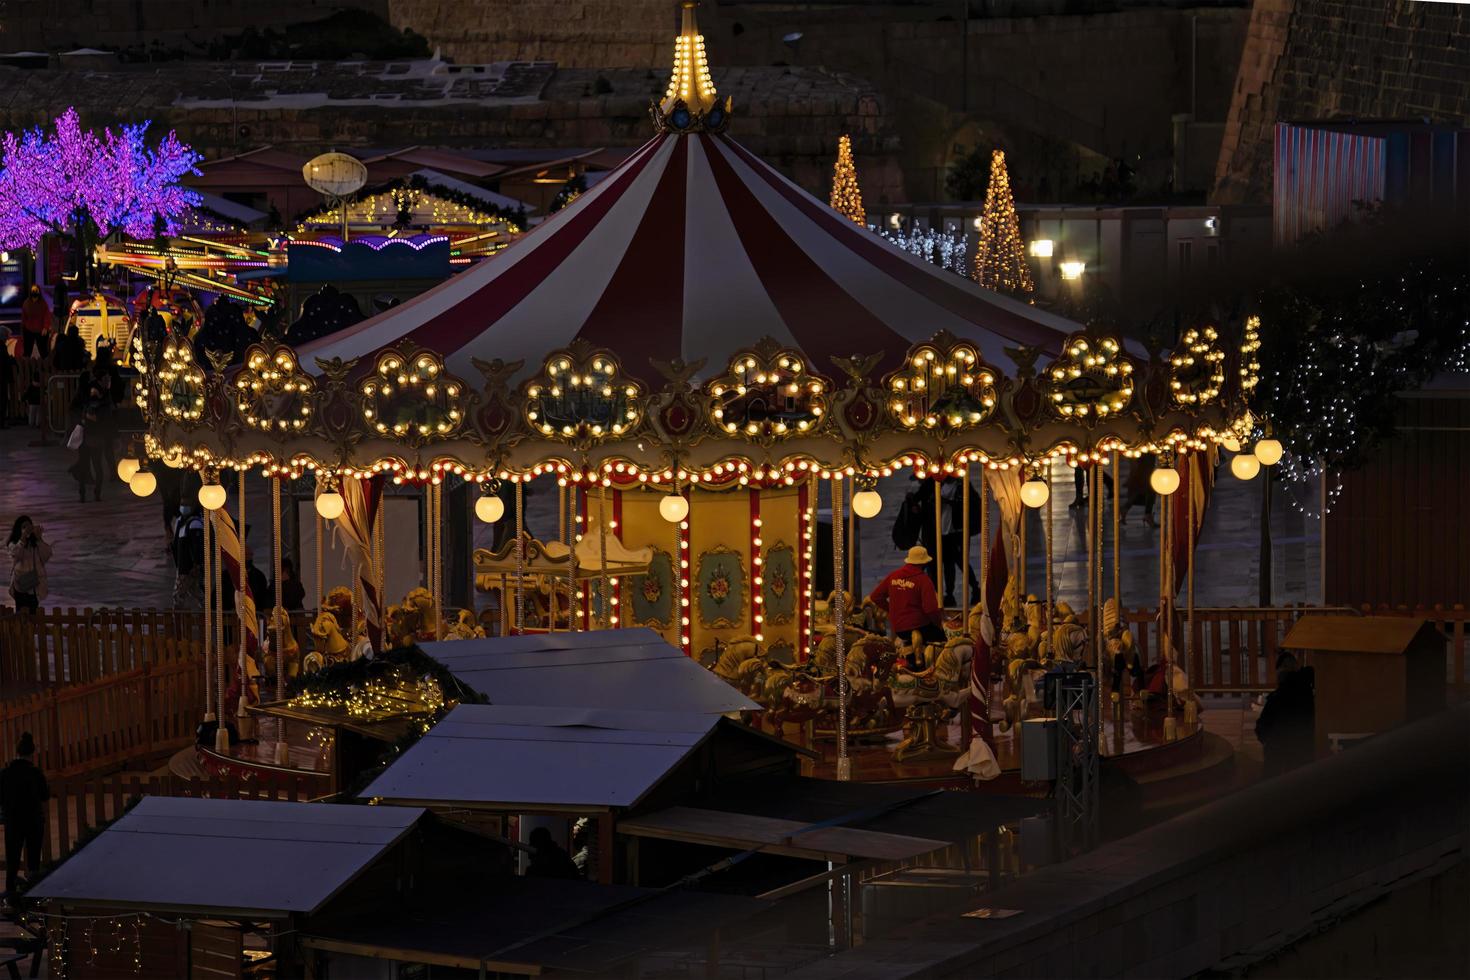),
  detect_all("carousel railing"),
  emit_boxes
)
[1101,603,1469,696]
[0,607,311,692]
